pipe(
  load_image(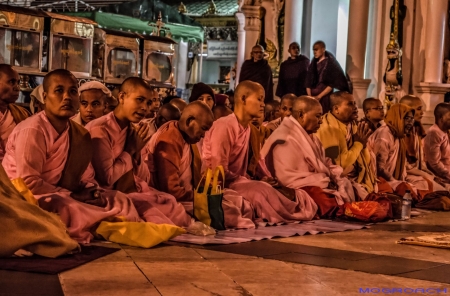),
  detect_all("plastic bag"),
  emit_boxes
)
[186,221,216,236]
